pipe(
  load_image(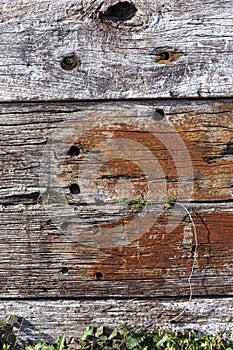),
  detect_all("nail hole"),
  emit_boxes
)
[152,48,184,64]
[67,145,80,157]
[61,54,81,71]
[61,267,69,275]
[95,272,103,280]
[99,1,137,22]
[160,52,170,60]
[69,183,80,194]
[153,109,165,121]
